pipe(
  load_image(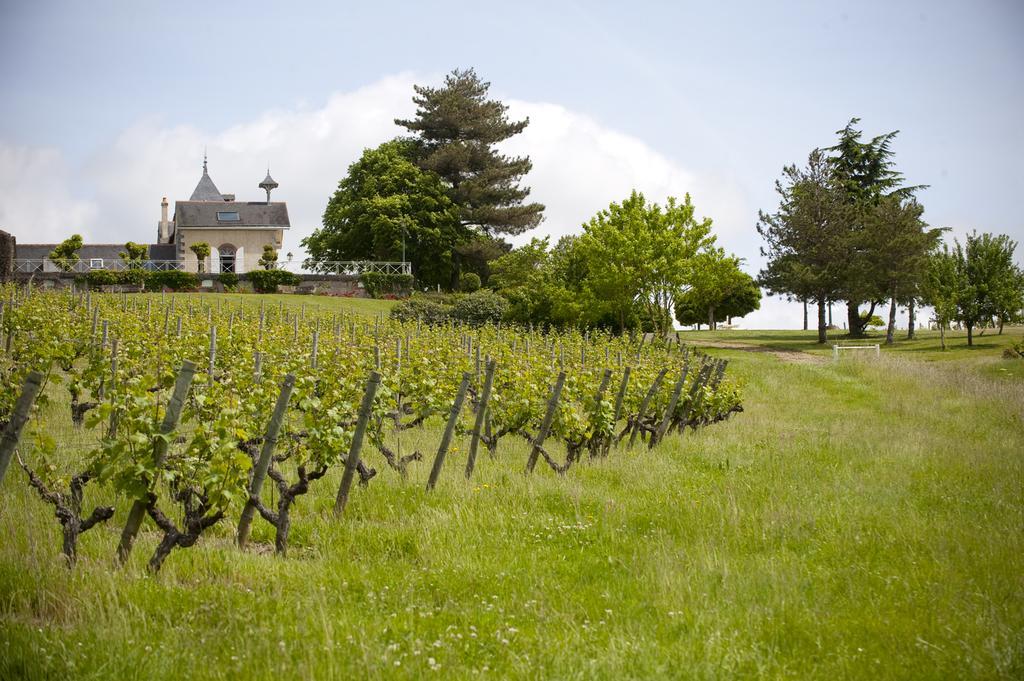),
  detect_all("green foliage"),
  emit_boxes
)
[360,272,414,298]
[389,297,453,325]
[83,270,117,288]
[757,150,848,308]
[759,121,932,340]
[147,270,199,291]
[450,289,508,327]
[189,242,211,273]
[119,242,148,269]
[396,68,544,236]
[948,232,1022,344]
[257,244,278,270]
[303,139,464,290]
[488,236,587,329]
[49,234,83,272]
[866,314,885,328]
[459,272,481,292]
[218,272,239,290]
[248,268,300,293]
[674,250,760,329]
[1003,339,1024,359]
[577,191,715,333]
